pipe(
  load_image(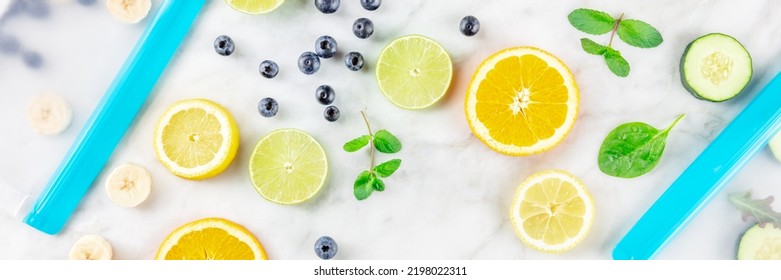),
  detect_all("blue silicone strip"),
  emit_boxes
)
[613,71,781,259]
[24,0,206,235]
